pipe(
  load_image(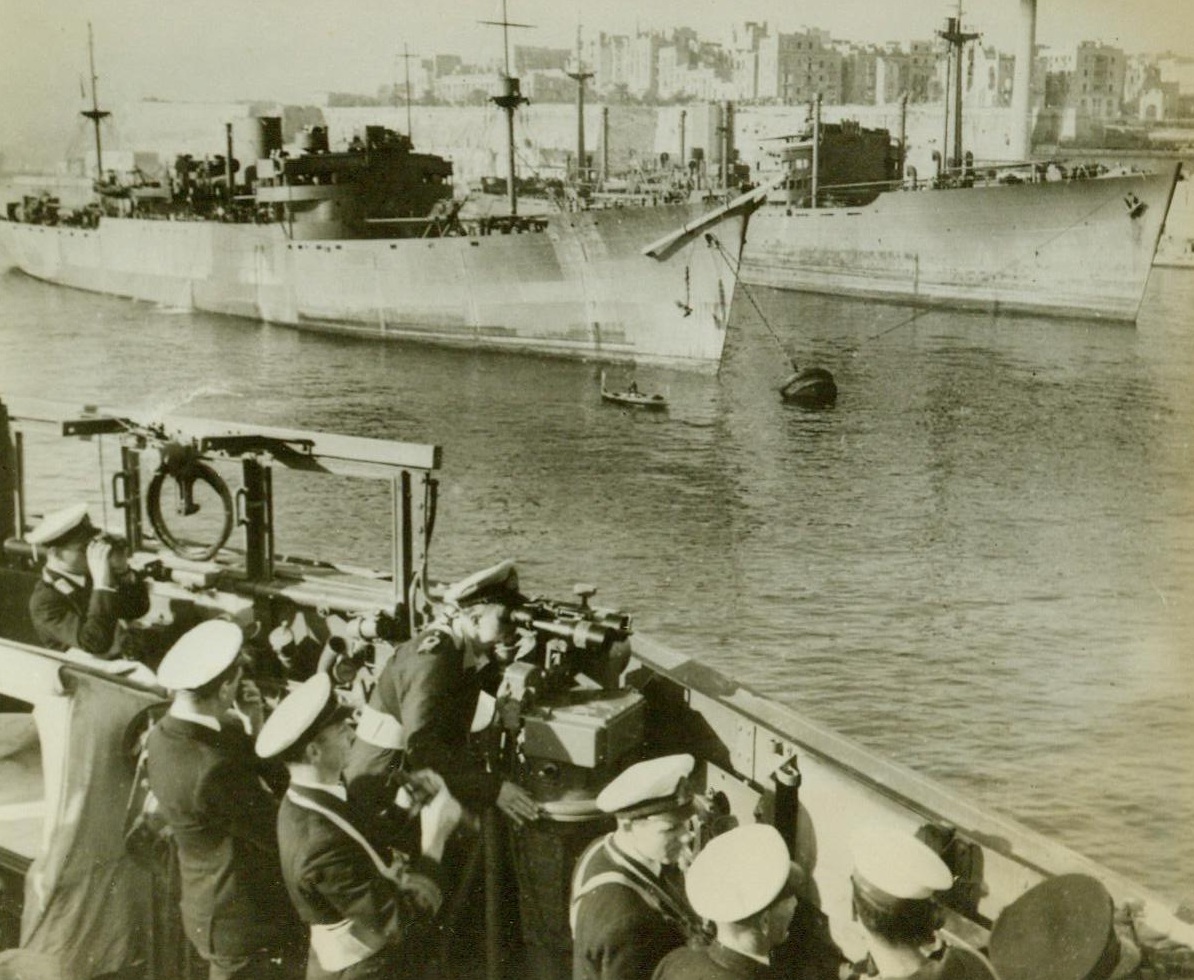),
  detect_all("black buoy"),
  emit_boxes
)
[779,366,837,408]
